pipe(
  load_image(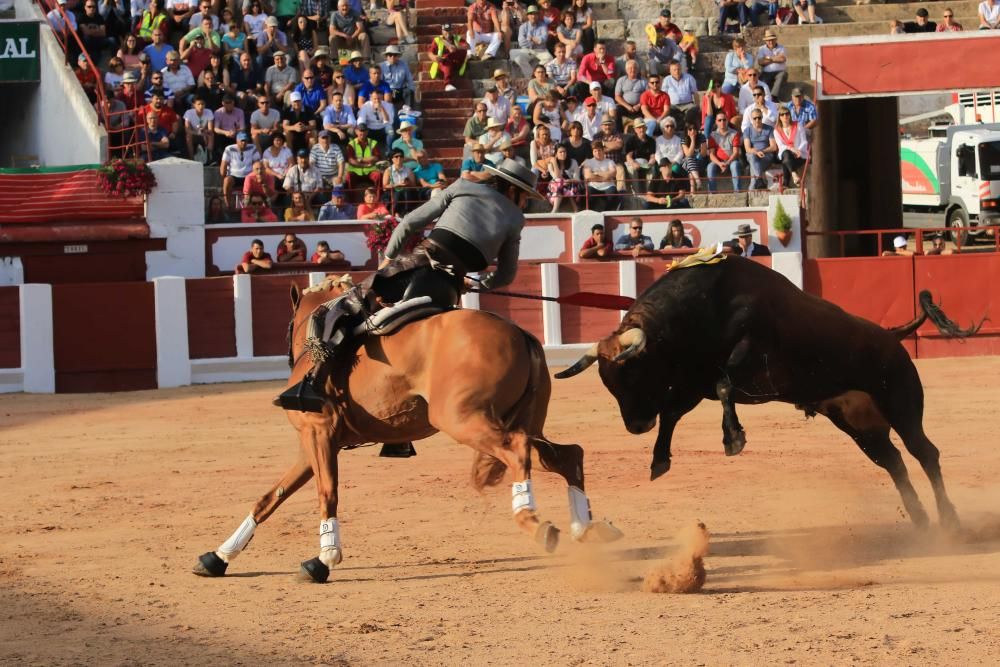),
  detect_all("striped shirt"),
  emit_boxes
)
[309,143,345,179]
